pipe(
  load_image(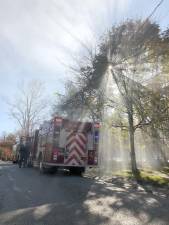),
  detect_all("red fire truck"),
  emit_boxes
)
[30,117,99,174]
